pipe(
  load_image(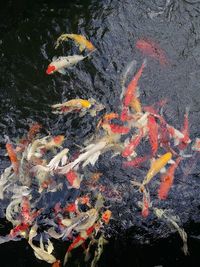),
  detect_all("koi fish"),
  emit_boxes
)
[101,210,112,224]
[51,99,91,114]
[90,235,108,267]
[21,196,31,223]
[122,129,143,158]
[123,59,146,107]
[46,55,86,75]
[44,135,65,150]
[120,106,132,121]
[123,155,148,168]
[55,33,96,52]
[109,124,130,134]
[9,223,29,238]
[142,152,172,186]
[65,169,81,189]
[167,124,184,146]
[52,260,61,267]
[178,107,191,151]
[136,39,168,65]
[141,187,150,218]
[5,137,19,174]
[120,59,137,100]
[130,96,142,113]
[27,123,42,142]
[47,148,69,170]
[158,157,181,200]
[192,138,200,151]
[64,224,96,264]
[147,114,159,156]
